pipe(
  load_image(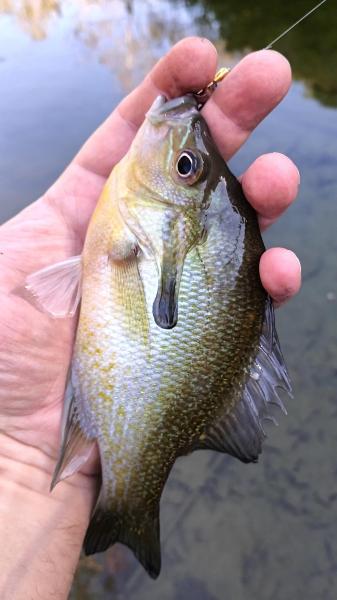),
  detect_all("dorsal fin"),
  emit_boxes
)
[194,298,292,463]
